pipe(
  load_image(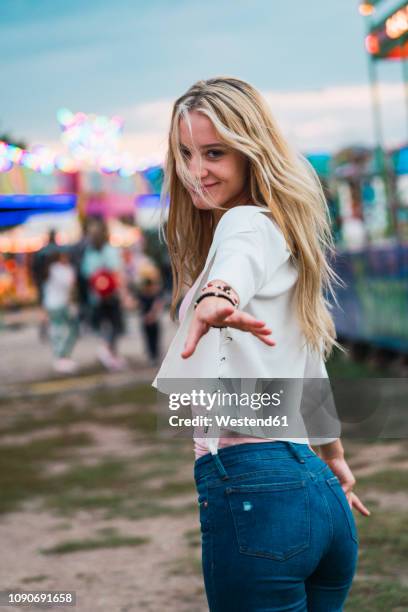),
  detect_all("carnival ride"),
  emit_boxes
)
[326,1,408,355]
